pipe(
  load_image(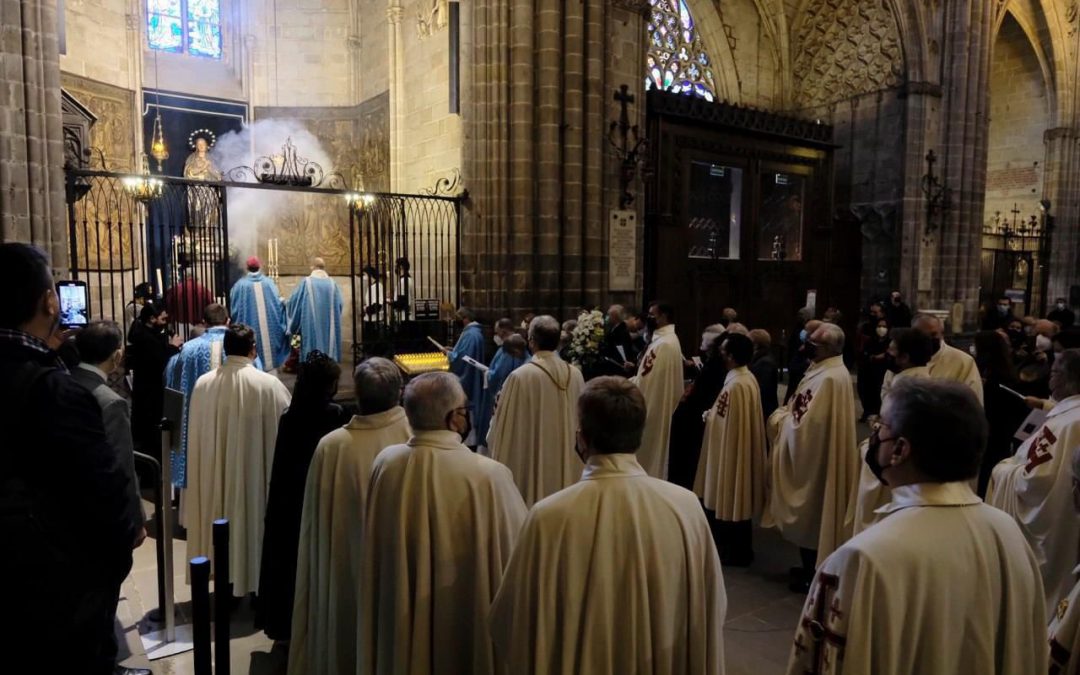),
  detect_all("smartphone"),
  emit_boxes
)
[56,280,89,329]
